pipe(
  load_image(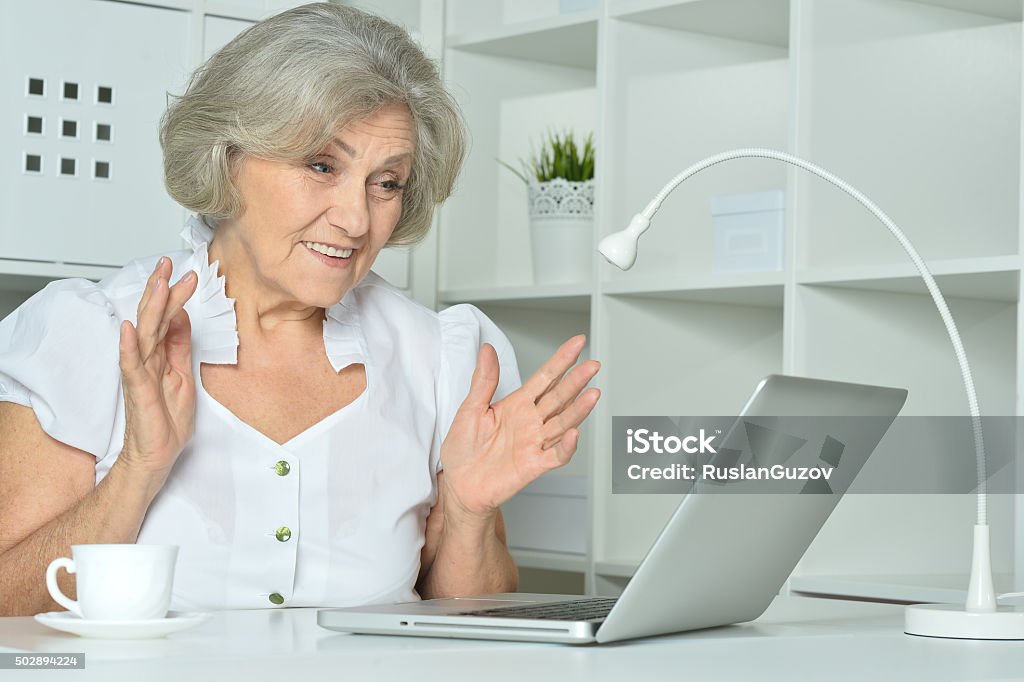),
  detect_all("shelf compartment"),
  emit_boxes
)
[609,0,790,48]
[448,13,599,69]
[594,559,639,578]
[440,283,591,312]
[791,279,1018,595]
[464,301,593,480]
[340,0,422,34]
[205,1,311,21]
[510,549,588,573]
[0,260,119,293]
[593,293,783,563]
[904,0,1023,21]
[795,493,1018,597]
[503,475,589,555]
[789,572,1018,605]
[602,18,790,281]
[793,284,1017,415]
[112,0,191,10]
[796,0,1021,269]
[797,257,1021,303]
[599,295,784,415]
[601,273,784,307]
[441,46,596,290]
